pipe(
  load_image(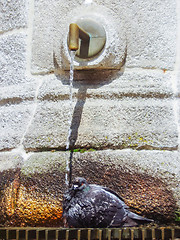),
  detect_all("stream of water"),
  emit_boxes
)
[65,51,76,186]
